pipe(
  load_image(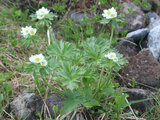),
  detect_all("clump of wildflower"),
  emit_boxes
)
[102,7,117,19]
[29,54,47,66]
[104,52,118,62]
[21,26,37,38]
[36,7,50,20]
